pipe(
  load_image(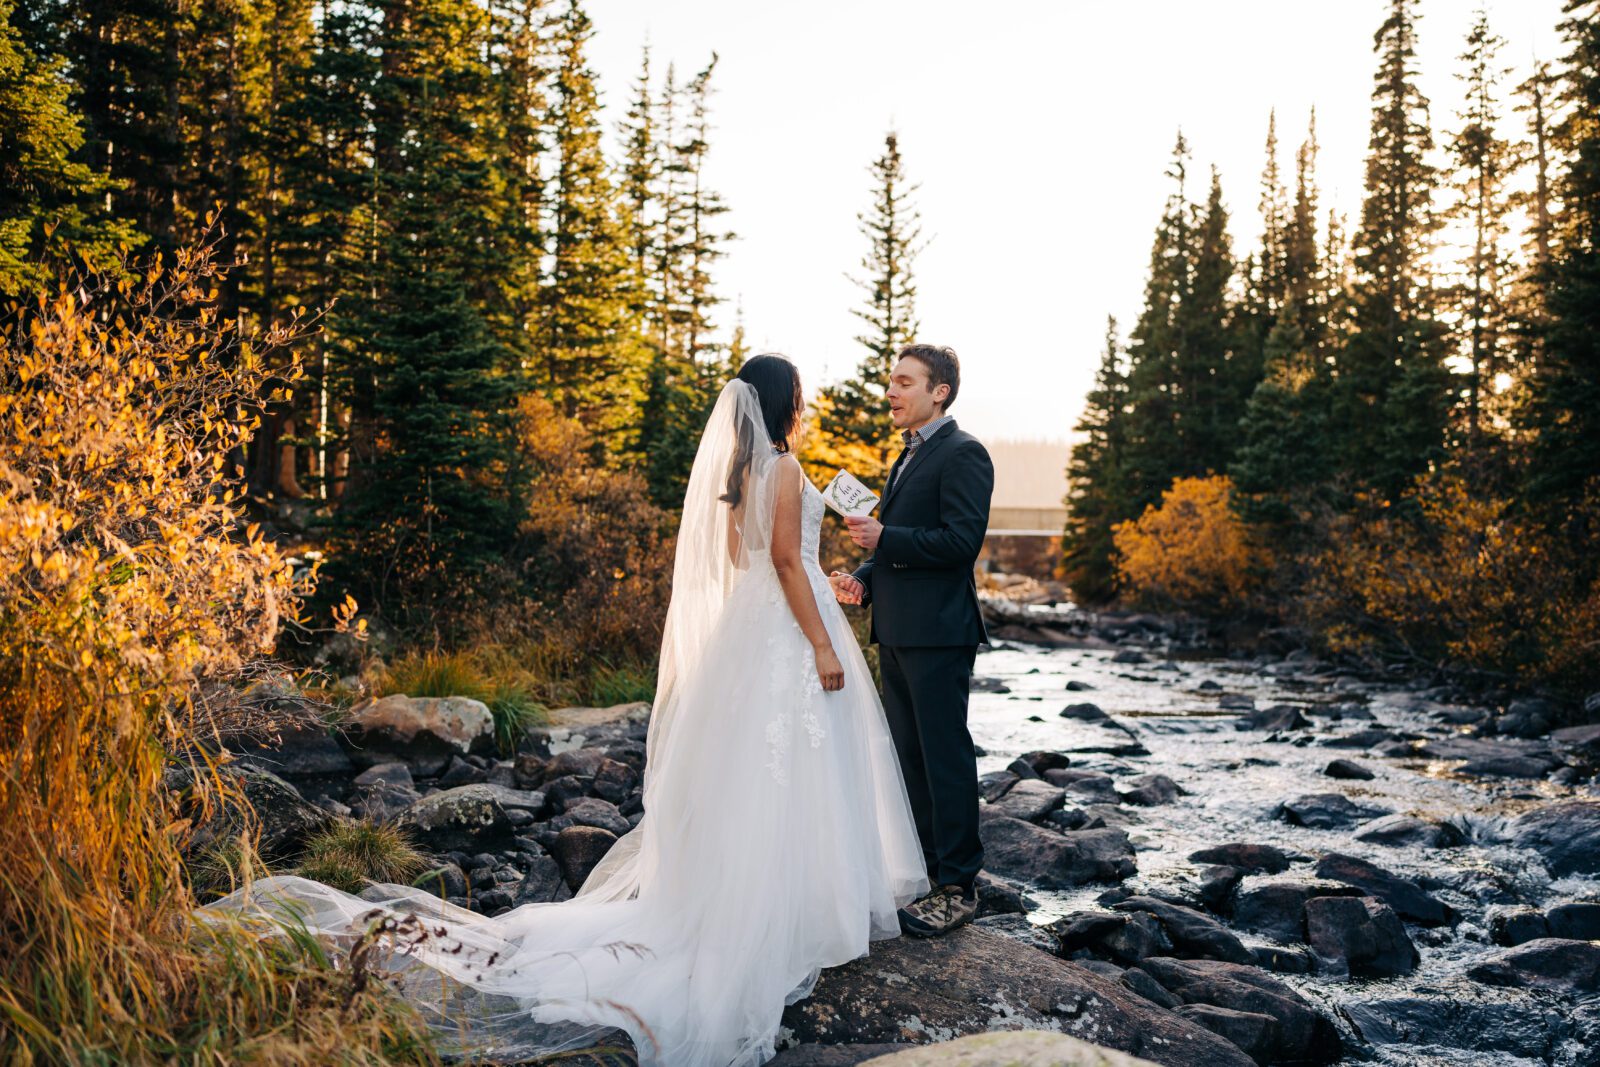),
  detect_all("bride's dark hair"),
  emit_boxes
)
[720,353,803,508]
